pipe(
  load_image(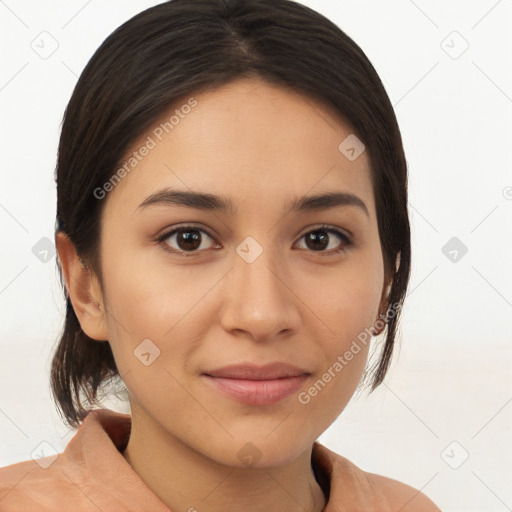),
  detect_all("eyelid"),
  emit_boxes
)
[157,223,216,241]
[296,223,353,242]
